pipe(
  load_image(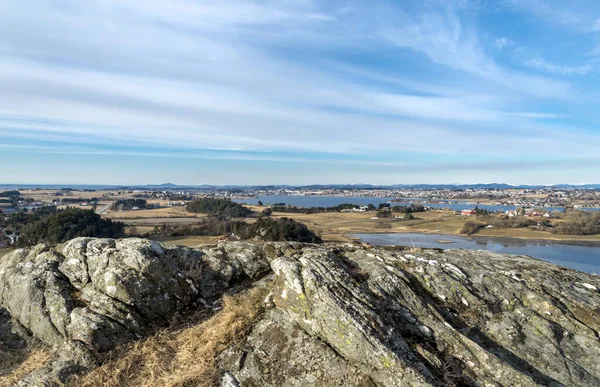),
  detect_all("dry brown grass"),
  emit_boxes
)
[72,286,269,387]
[103,207,200,219]
[255,208,600,243]
[20,189,107,201]
[0,349,51,386]
[150,235,220,246]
